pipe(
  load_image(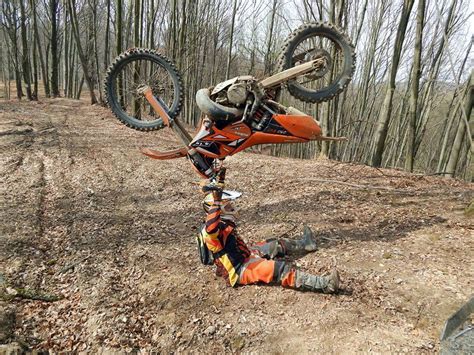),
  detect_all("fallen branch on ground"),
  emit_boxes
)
[57,255,90,274]
[302,178,415,194]
[1,287,63,302]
